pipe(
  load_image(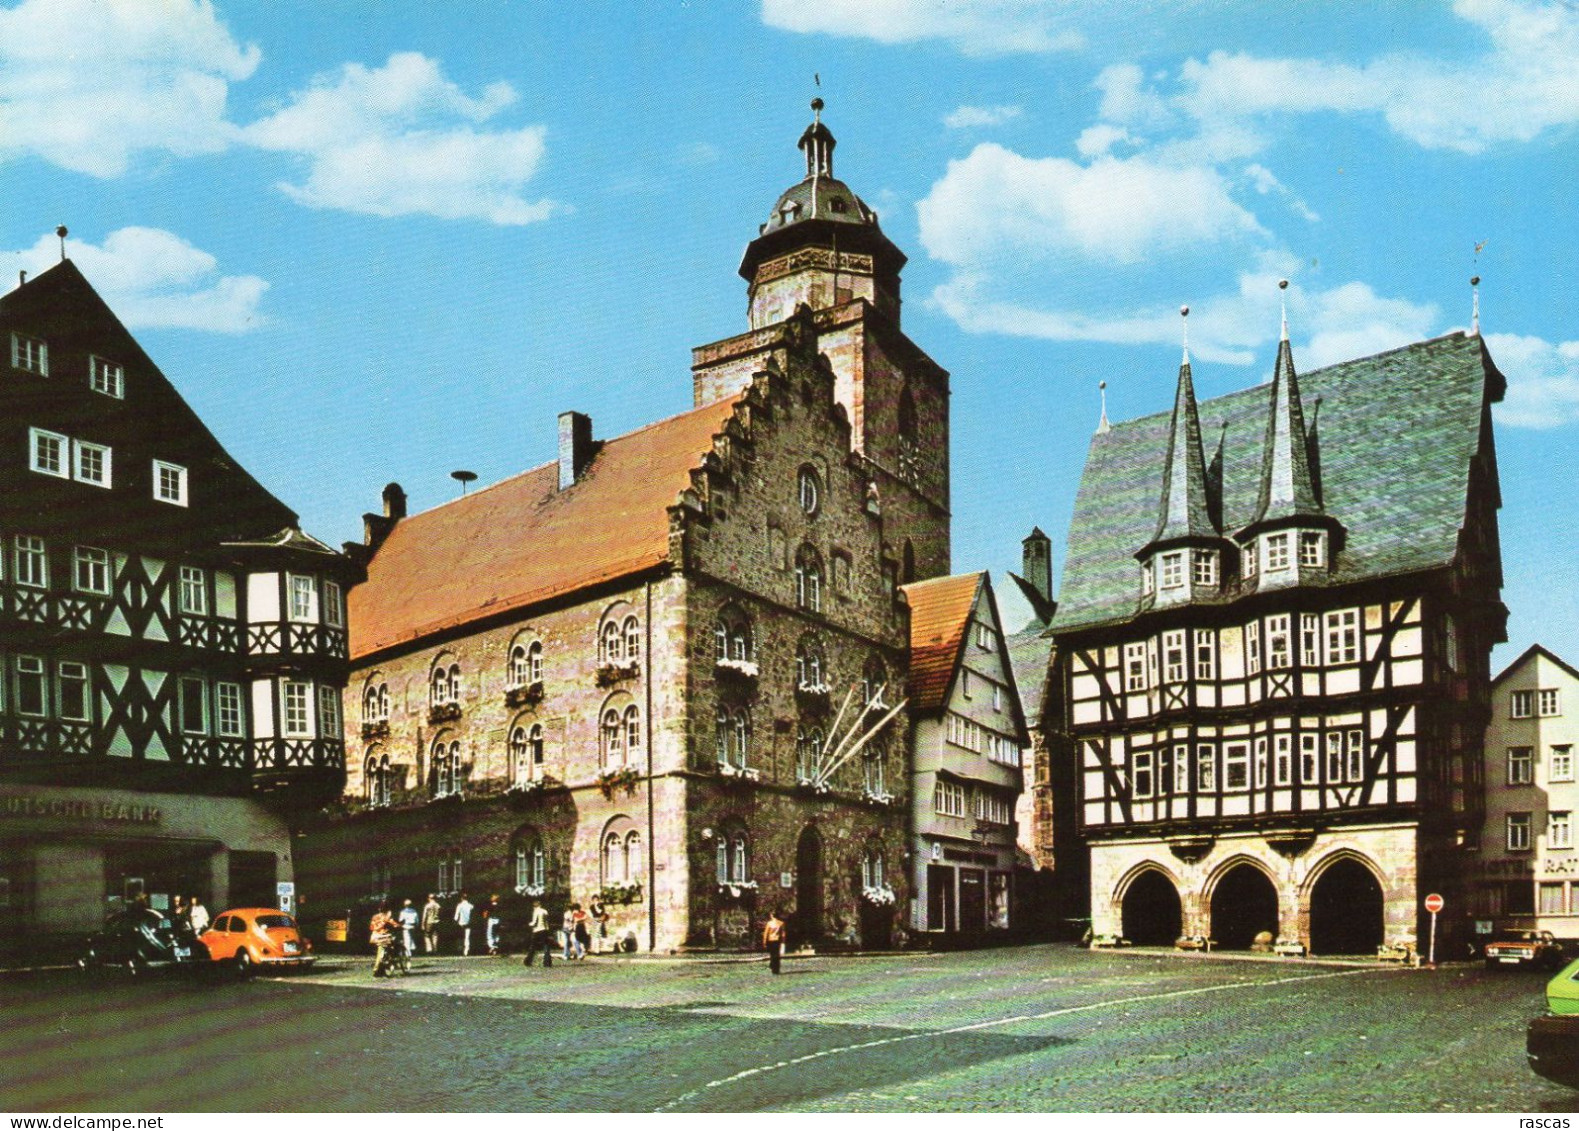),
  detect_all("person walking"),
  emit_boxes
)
[187,896,210,936]
[522,899,553,967]
[572,903,591,960]
[762,908,787,975]
[561,904,580,961]
[421,893,441,954]
[369,903,398,977]
[454,892,475,956]
[485,894,503,956]
[397,898,419,957]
